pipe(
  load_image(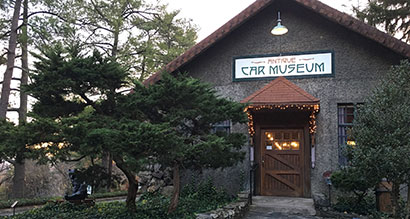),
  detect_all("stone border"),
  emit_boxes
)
[196,191,250,219]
